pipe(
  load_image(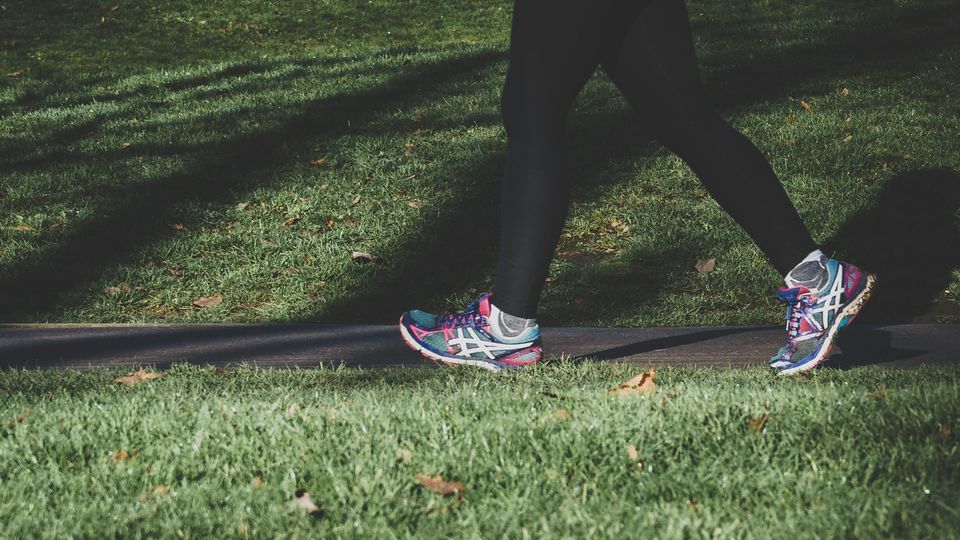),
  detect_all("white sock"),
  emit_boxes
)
[488,303,537,341]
